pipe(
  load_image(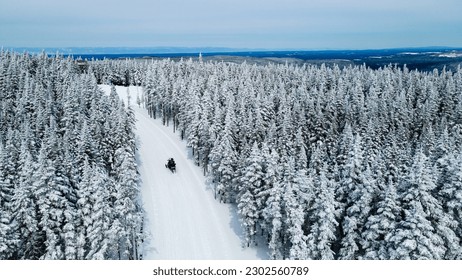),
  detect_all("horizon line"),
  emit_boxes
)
[3,45,462,55]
